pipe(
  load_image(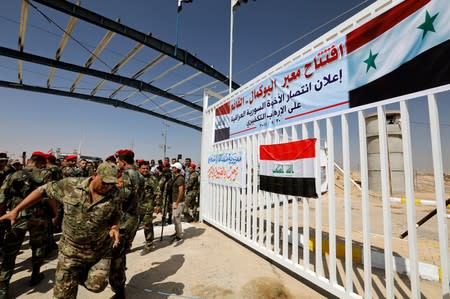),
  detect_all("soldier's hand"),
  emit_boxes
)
[109,225,120,248]
[0,210,18,225]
